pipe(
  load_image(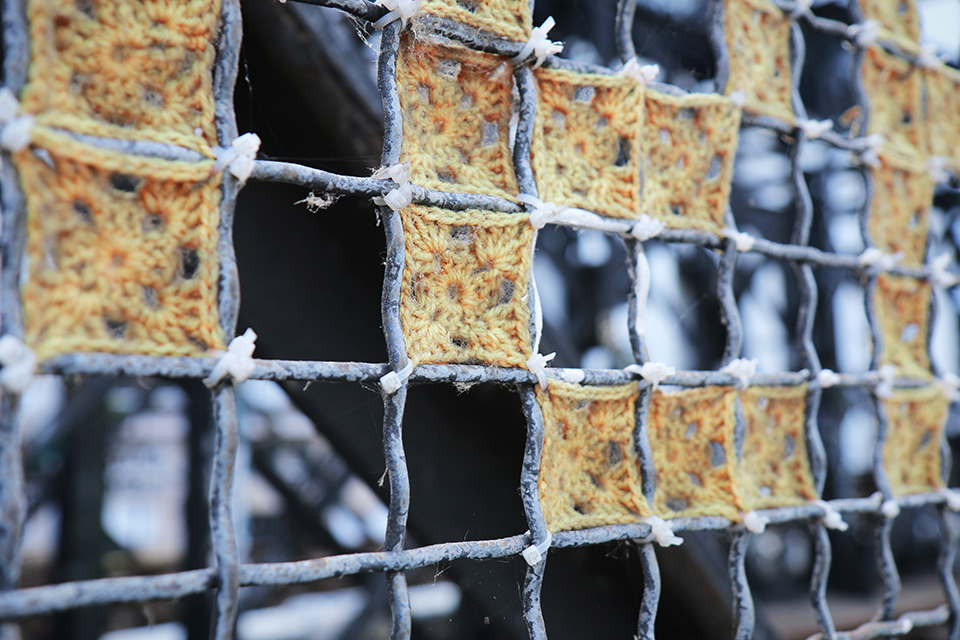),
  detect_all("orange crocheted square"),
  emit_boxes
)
[537,381,650,532]
[721,0,794,121]
[397,34,519,201]
[648,386,746,521]
[861,46,925,161]
[881,386,948,496]
[18,148,224,360]
[21,0,221,154]
[873,274,932,378]
[924,64,960,175]
[399,205,533,366]
[419,0,531,41]
[857,0,921,48]
[740,385,817,510]
[531,67,644,219]
[642,90,741,233]
[867,158,932,267]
